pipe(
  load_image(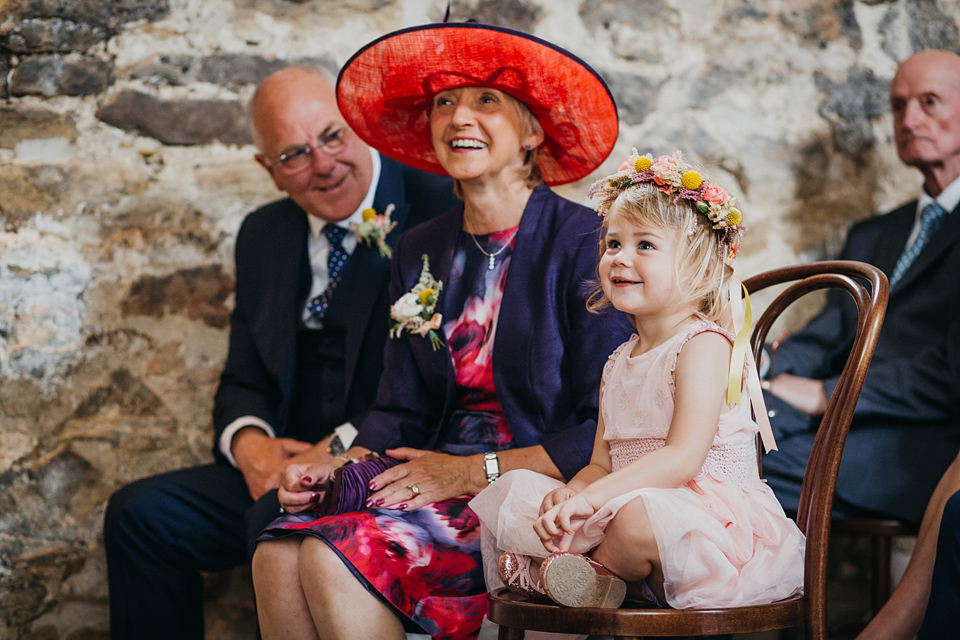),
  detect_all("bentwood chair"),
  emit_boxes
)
[487,260,889,640]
